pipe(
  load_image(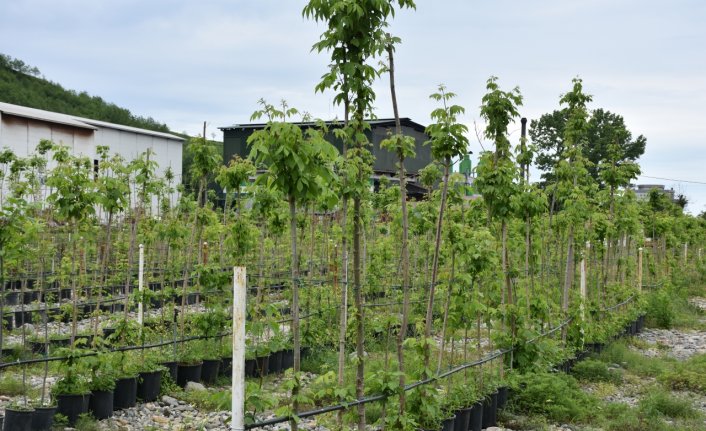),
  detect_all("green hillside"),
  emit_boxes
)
[0,53,170,133]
